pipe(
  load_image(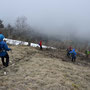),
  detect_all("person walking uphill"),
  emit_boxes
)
[39,41,42,50]
[0,35,11,67]
[69,49,77,62]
